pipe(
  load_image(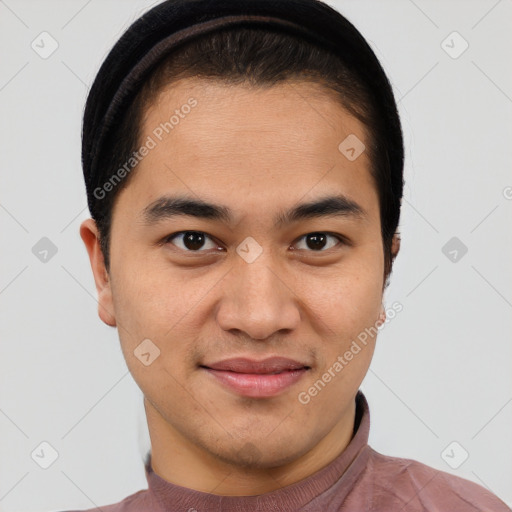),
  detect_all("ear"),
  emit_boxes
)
[391,231,401,261]
[382,231,401,292]
[80,218,116,327]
